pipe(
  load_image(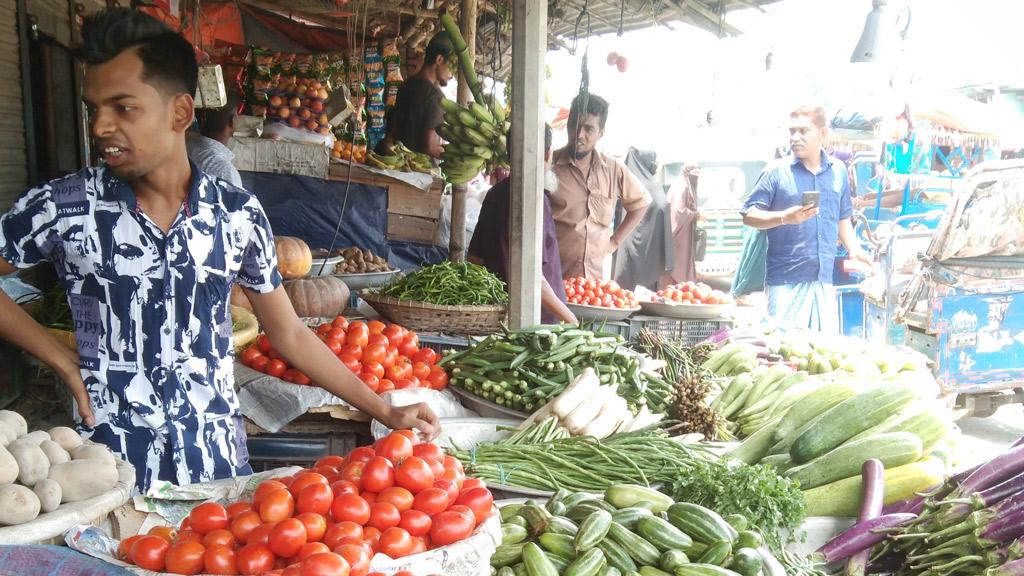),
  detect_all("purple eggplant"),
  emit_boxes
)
[815,513,916,564]
[881,483,941,516]
[954,443,1024,499]
[987,558,1024,576]
[940,470,1024,524]
[845,459,885,576]
[705,328,731,345]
